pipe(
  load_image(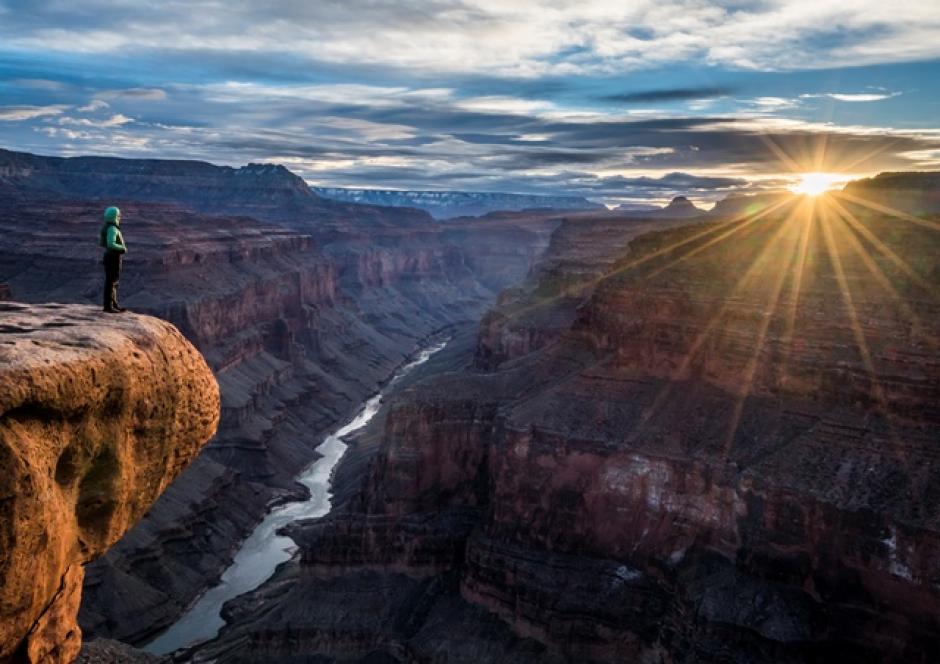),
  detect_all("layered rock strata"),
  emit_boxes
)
[0,148,557,645]
[194,196,940,662]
